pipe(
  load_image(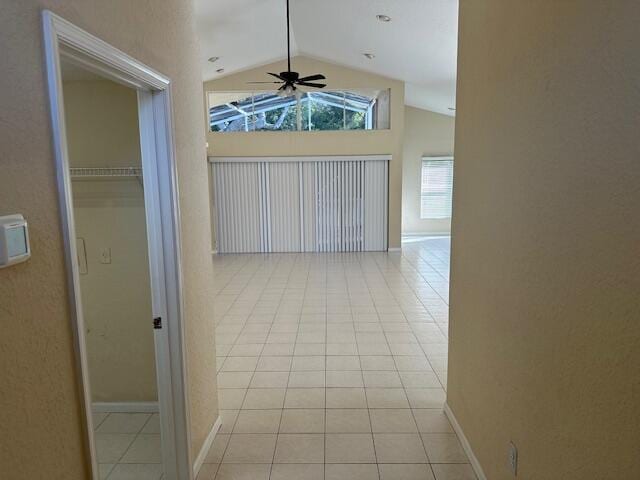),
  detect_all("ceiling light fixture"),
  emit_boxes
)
[216,68,225,74]
[363,53,376,59]
[208,56,220,63]
[277,84,296,97]
[376,14,391,22]
[448,107,456,111]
